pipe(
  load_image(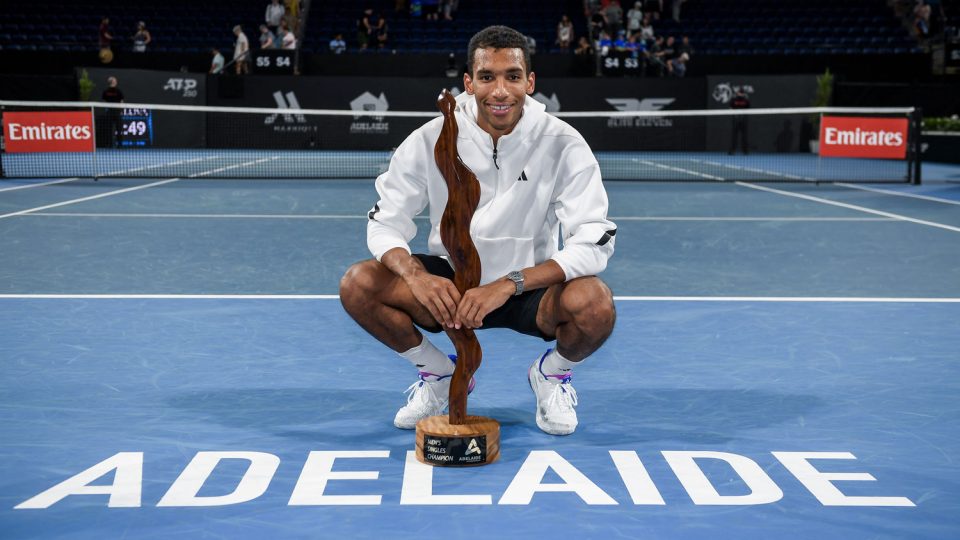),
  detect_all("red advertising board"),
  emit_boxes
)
[3,111,95,153]
[819,116,909,159]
